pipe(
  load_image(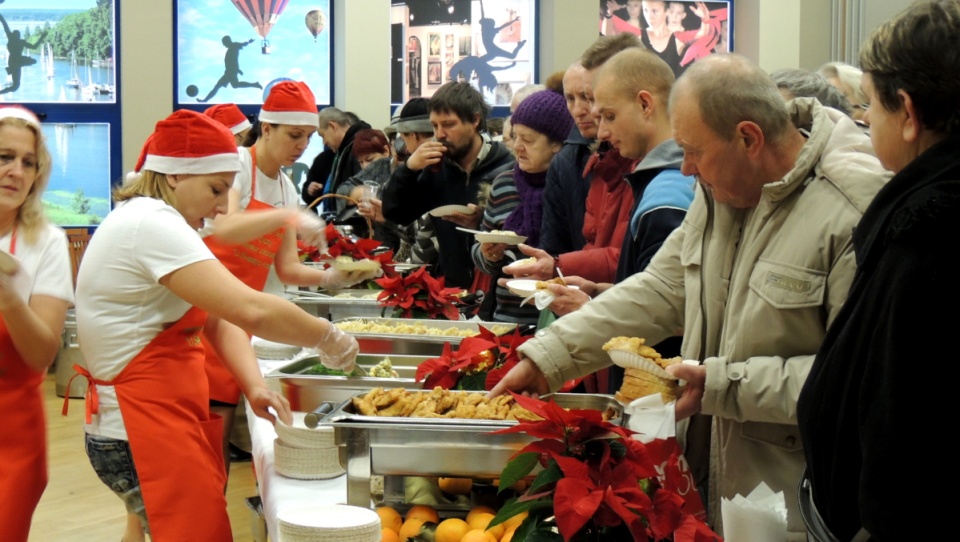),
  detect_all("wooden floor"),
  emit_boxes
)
[29,374,258,541]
